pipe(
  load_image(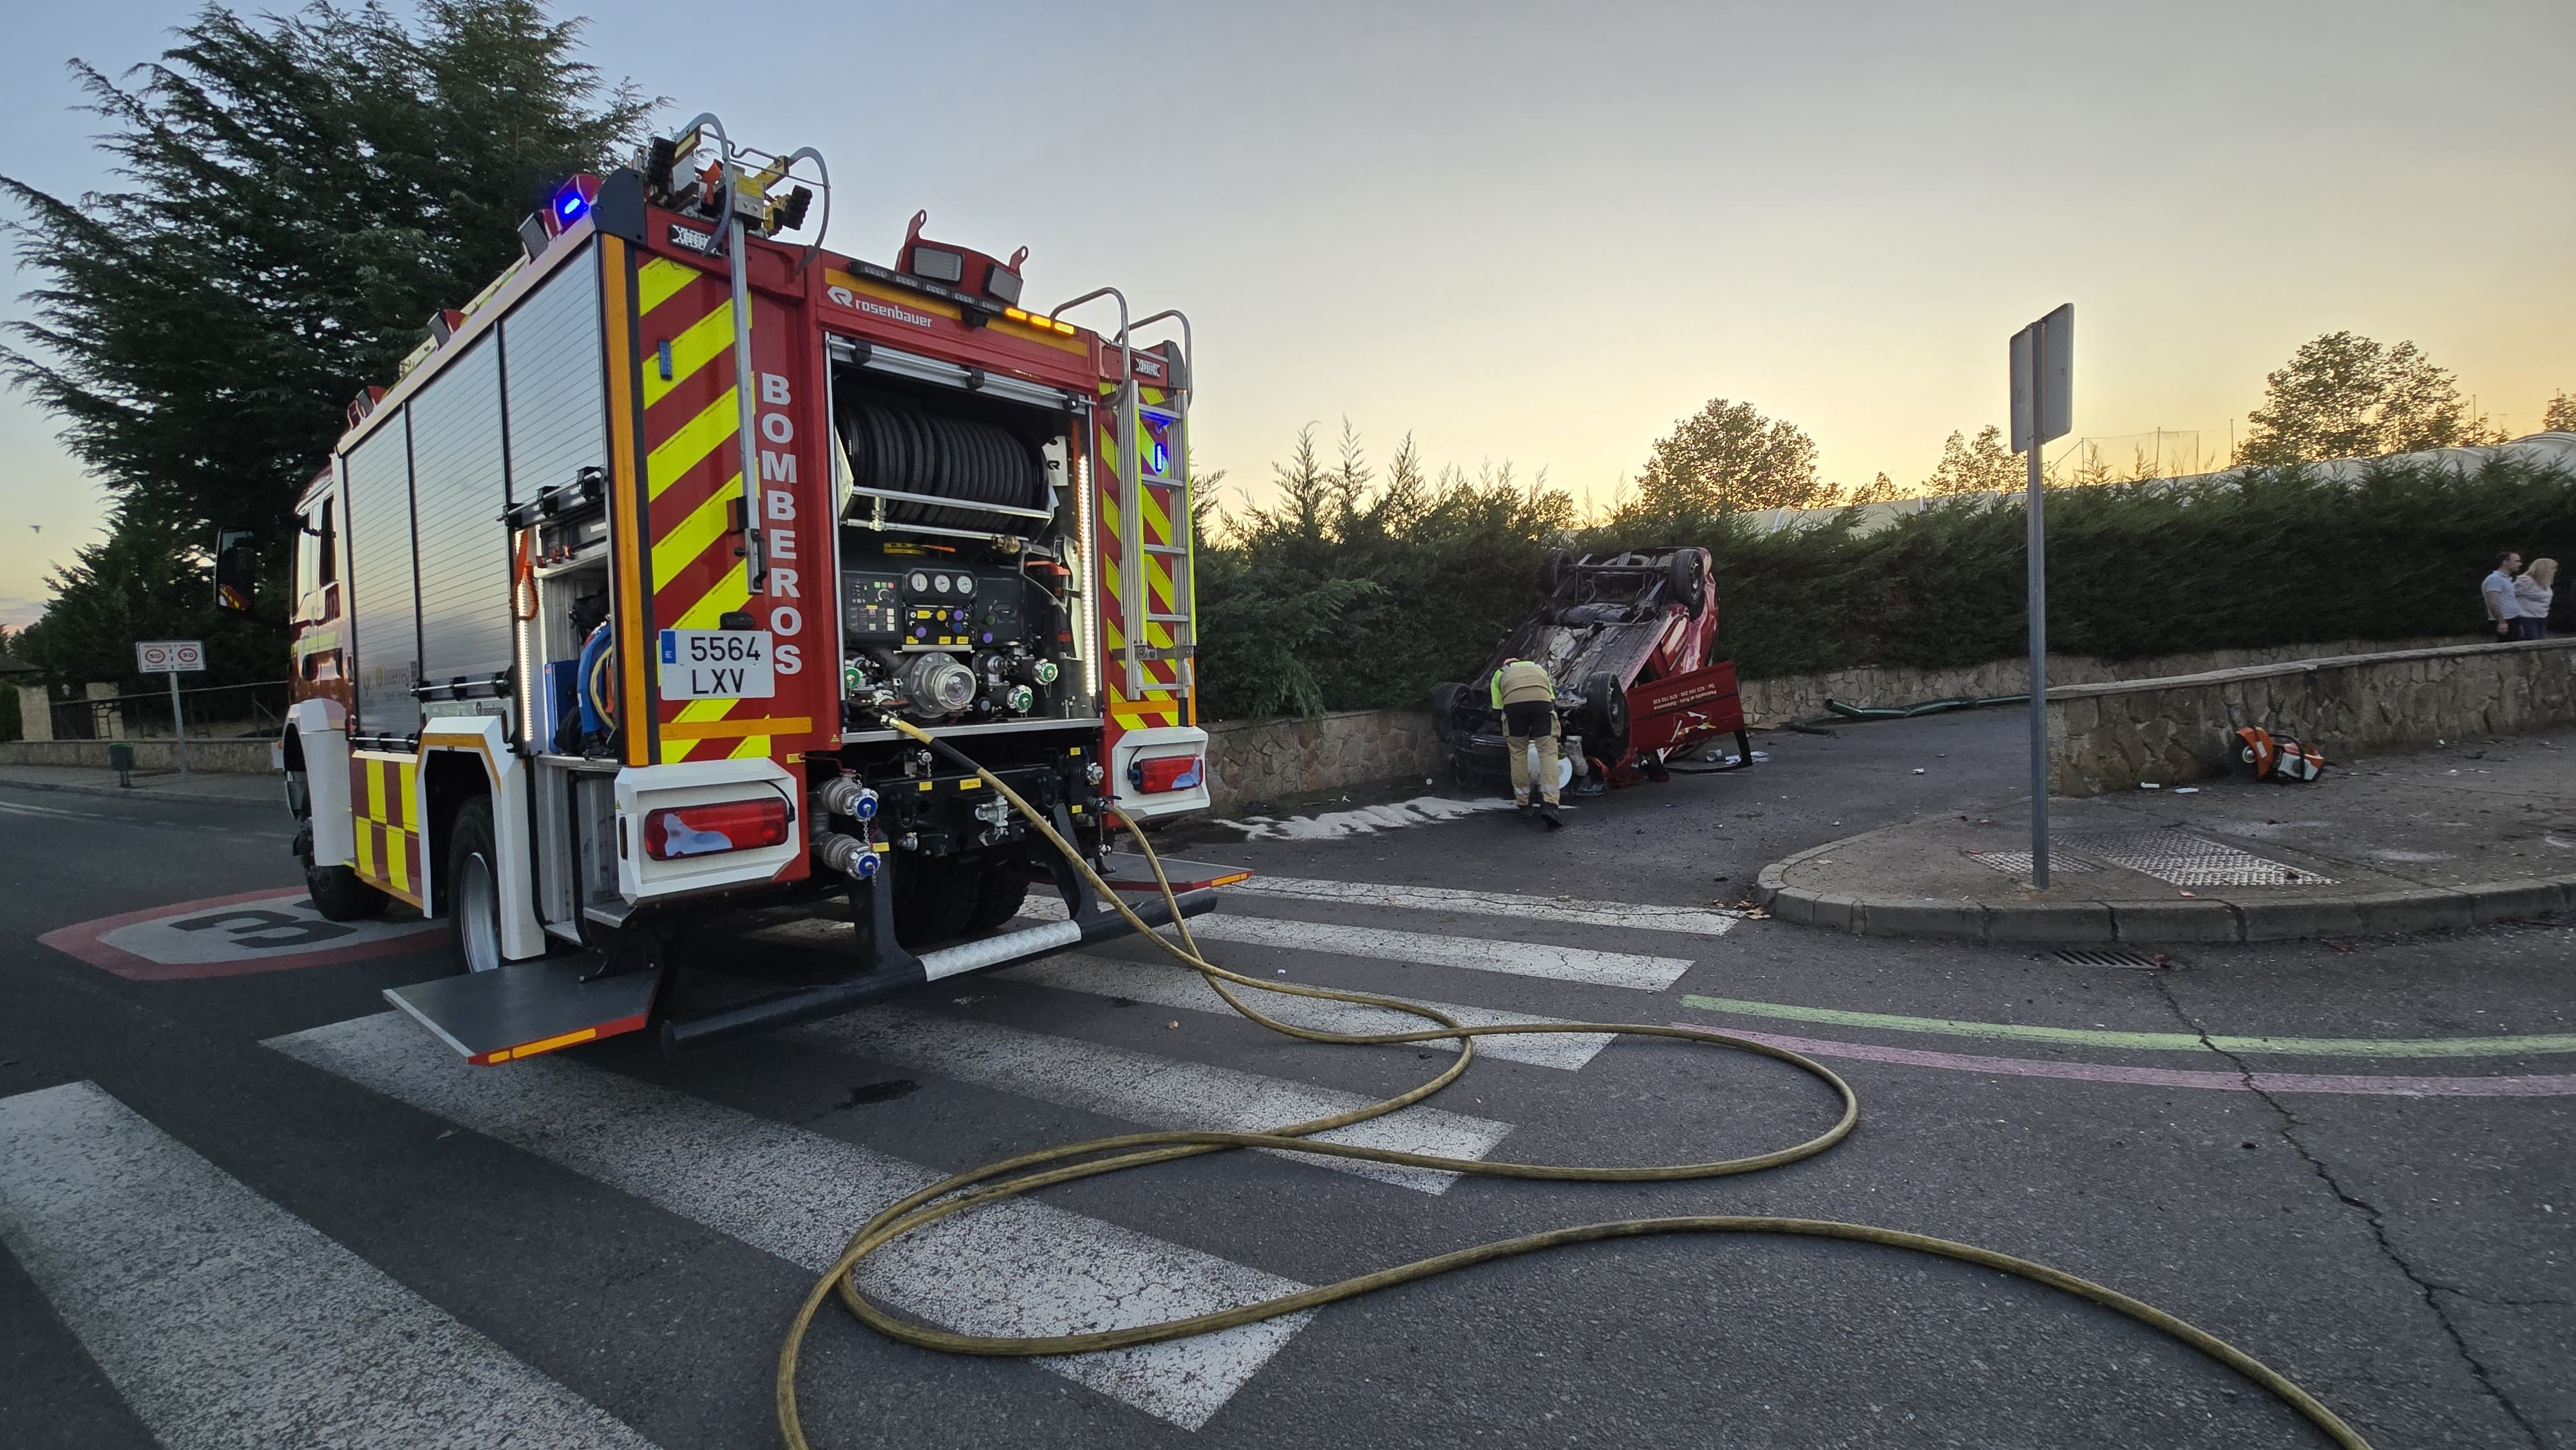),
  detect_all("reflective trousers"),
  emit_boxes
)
[1502,701,1560,806]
